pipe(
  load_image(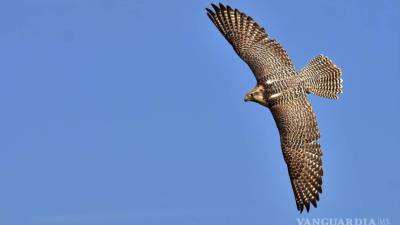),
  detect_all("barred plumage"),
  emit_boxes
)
[300,55,343,99]
[206,3,342,213]
[206,4,295,83]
